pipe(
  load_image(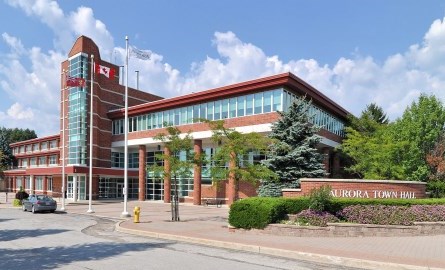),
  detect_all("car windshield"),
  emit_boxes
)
[36,195,51,200]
